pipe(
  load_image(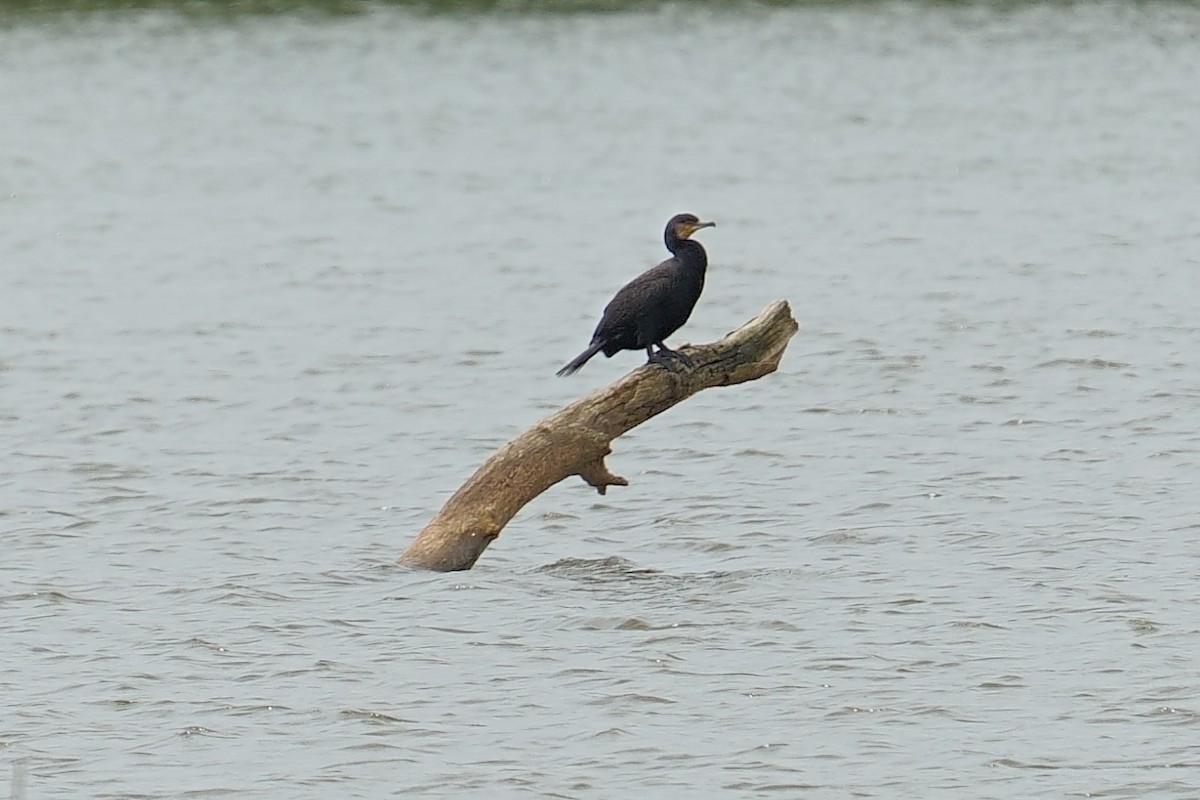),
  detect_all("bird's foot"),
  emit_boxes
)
[648,346,693,370]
